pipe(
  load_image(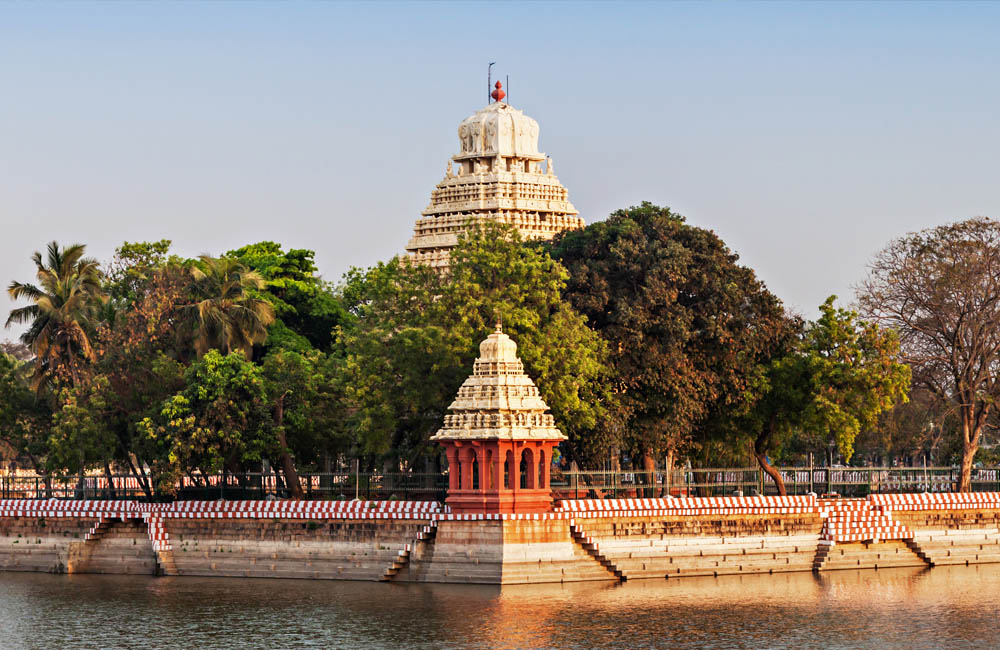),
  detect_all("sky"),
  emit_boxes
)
[2,2,999,340]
